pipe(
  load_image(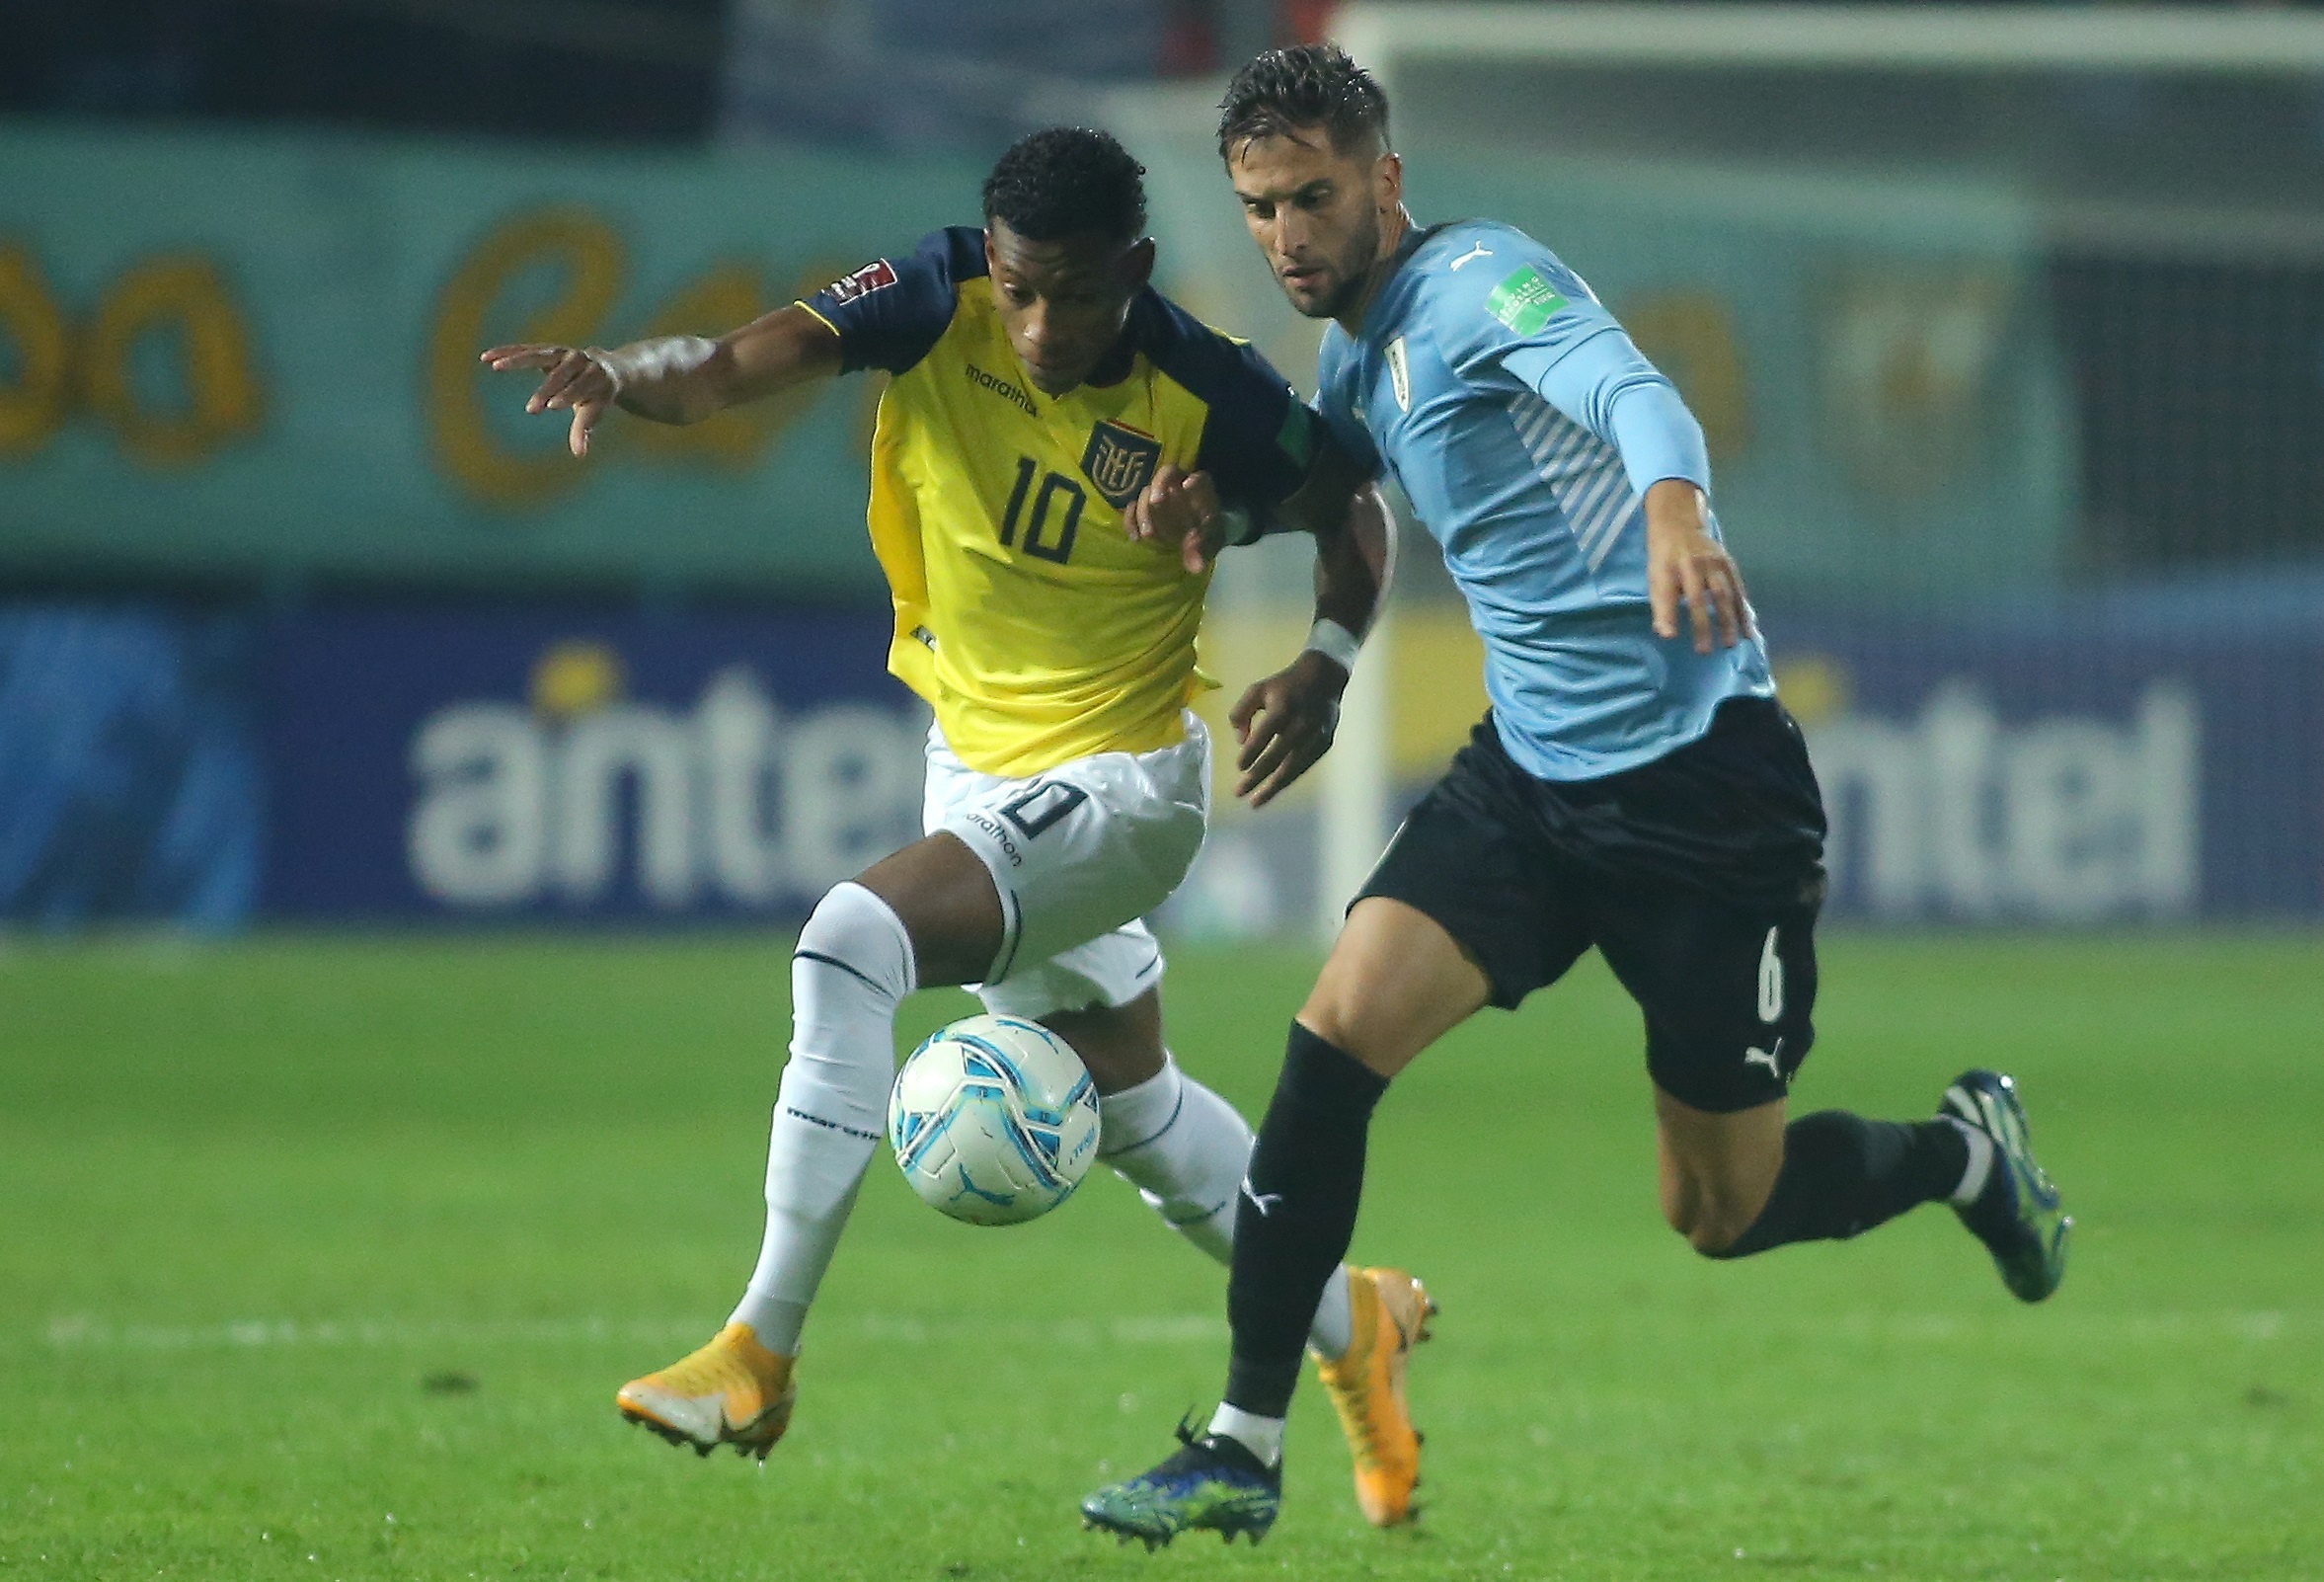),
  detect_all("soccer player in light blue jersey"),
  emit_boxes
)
[1083,45,2072,1547]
